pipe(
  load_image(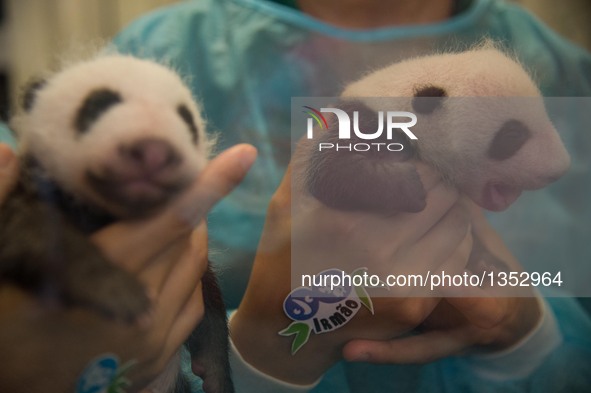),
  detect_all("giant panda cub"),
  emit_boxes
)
[1,55,233,393]
[296,45,571,278]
